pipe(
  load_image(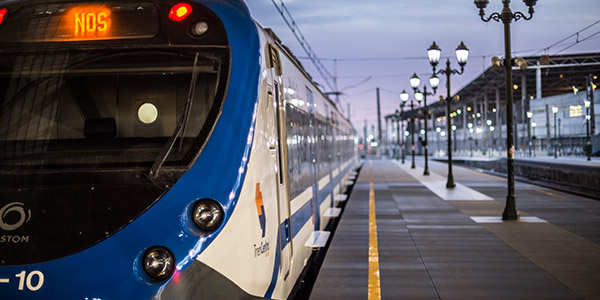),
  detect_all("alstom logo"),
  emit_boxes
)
[0,202,31,231]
